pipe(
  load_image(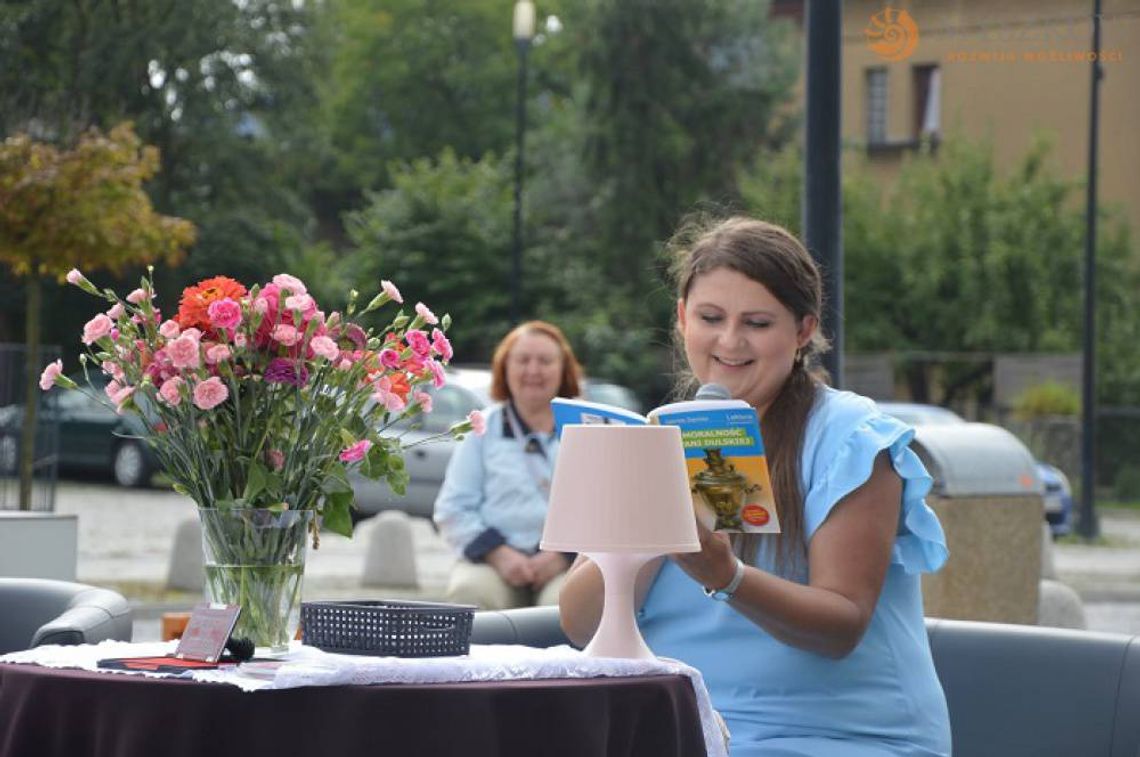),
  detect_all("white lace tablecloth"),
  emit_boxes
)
[1,641,727,757]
